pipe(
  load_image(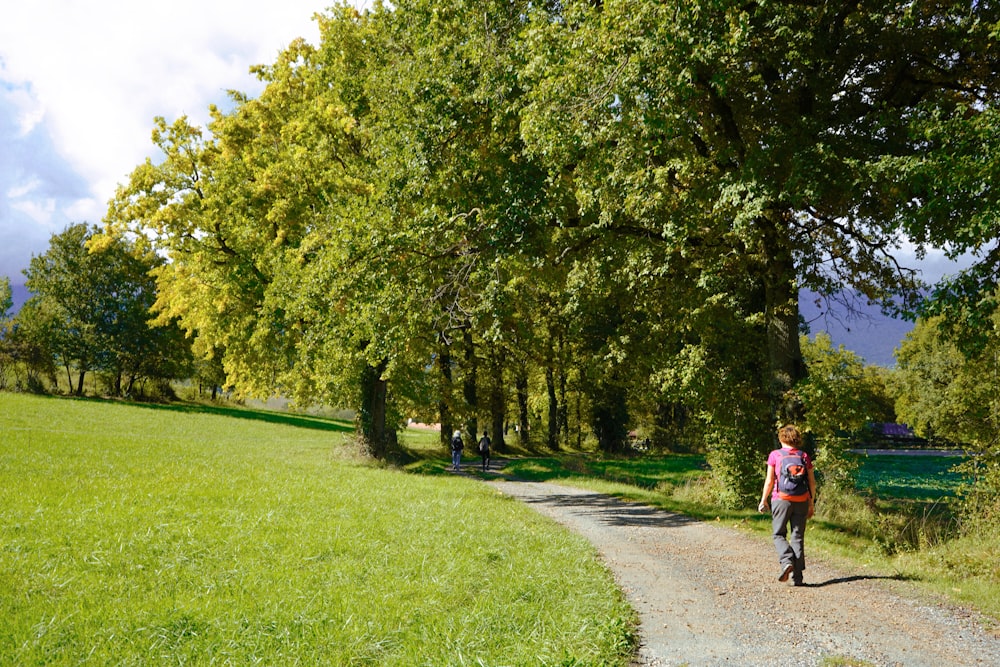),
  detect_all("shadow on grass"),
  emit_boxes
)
[402,458,450,474]
[106,397,354,433]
